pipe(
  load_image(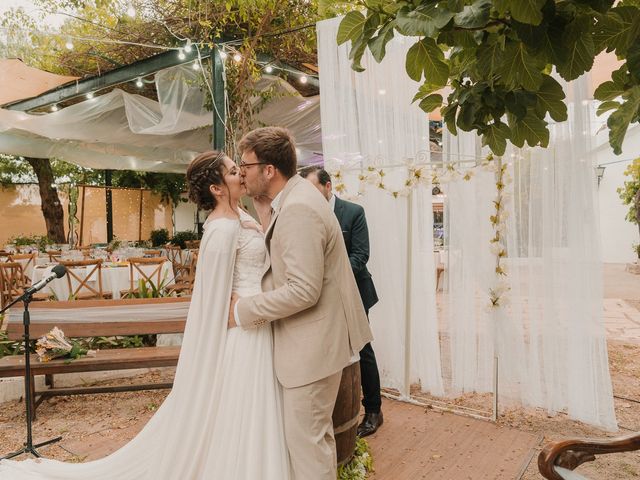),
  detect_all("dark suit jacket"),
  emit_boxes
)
[334,196,378,311]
